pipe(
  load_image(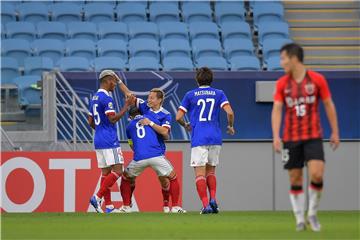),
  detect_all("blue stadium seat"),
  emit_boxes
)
[162,56,194,71]
[65,39,96,60]
[53,0,85,5]
[1,57,20,84]
[32,39,65,63]
[158,22,189,40]
[98,22,128,41]
[192,39,223,60]
[24,57,54,76]
[161,39,191,58]
[128,22,159,40]
[116,2,147,23]
[189,22,219,40]
[1,24,5,39]
[224,38,255,59]
[5,22,36,41]
[37,21,67,41]
[196,56,228,71]
[221,21,252,41]
[18,2,49,24]
[67,22,98,41]
[249,1,283,11]
[258,21,290,45]
[262,38,292,60]
[1,2,16,24]
[57,57,92,71]
[129,56,161,71]
[85,0,116,7]
[50,3,82,23]
[118,1,147,7]
[149,2,179,23]
[266,55,282,71]
[253,3,284,27]
[13,75,42,108]
[2,39,32,66]
[93,57,126,72]
[84,3,114,23]
[215,1,245,24]
[182,2,212,23]
[128,39,160,59]
[97,39,128,59]
[230,56,261,71]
